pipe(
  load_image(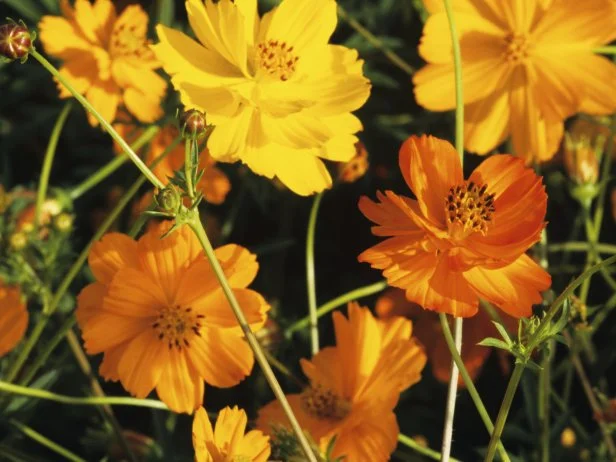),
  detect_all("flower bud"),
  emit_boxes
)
[155,185,181,214]
[9,232,27,250]
[0,22,33,62]
[560,427,576,448]
[563,118,606,186]
[338,141,369,183]
[179,109,207,139]
[54,213,73,232]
